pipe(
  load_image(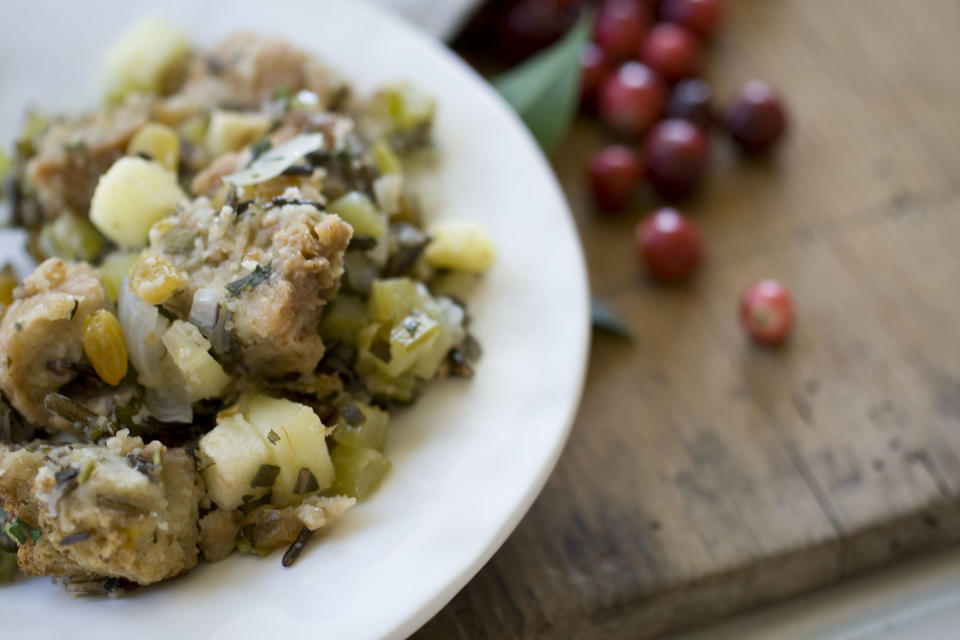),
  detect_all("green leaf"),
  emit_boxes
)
[591,299,634,341]
[493,12,593,154]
